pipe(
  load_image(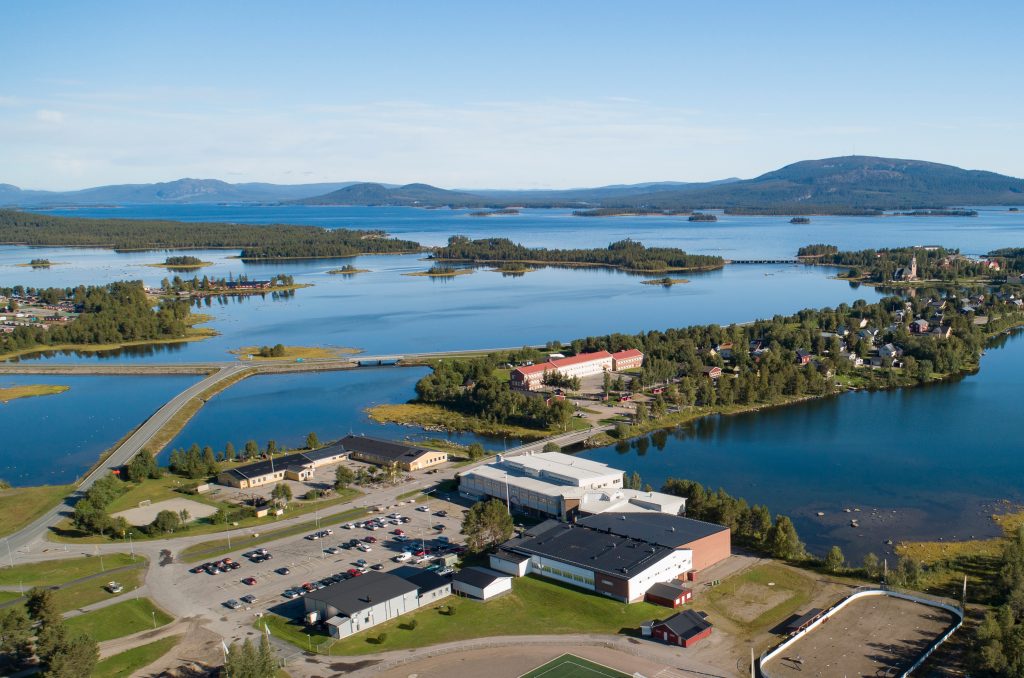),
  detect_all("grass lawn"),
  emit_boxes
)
[0,590,22,604]
[366,402,553,440]
[179,505,368,563]
[0,384,70,402]
[65,597,173,642]
[702,563,813,634]
[0,553,140,587]
[521,654,631,678]
[53,567,146,613]
[51,477,362,544]
[92,635,181,678]
[0,484,74,538]
[262,575,665,656]
[233,345,358,361]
